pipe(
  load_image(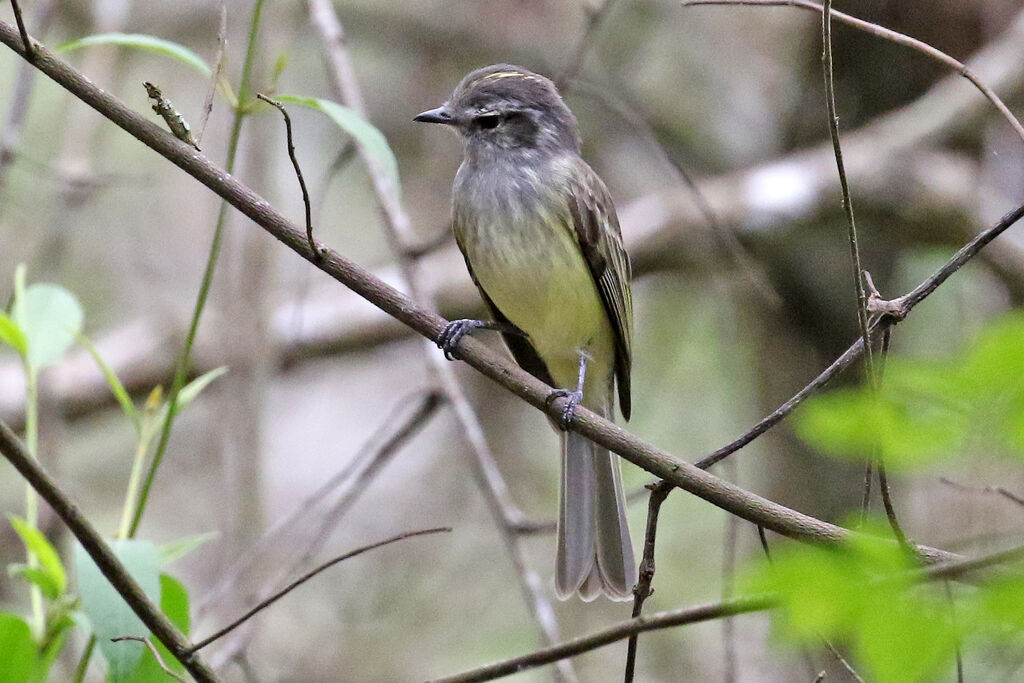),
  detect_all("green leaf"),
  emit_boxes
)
[13,283,84,372]
[74,540,161,681]
[742,520,956,683]
[275,95,401,197]
[127,574,189,681]
[56,34,212,76]
[0,612,37,683]
[159,531,218,565]
[10,516,66,596]
[177,366,228,408]
[76,332,139,429]
[0,312,27,356]
[8,564,61,601]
